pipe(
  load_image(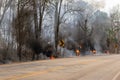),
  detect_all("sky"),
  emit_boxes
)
[103,0,120,12]
[84,0,120,13]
